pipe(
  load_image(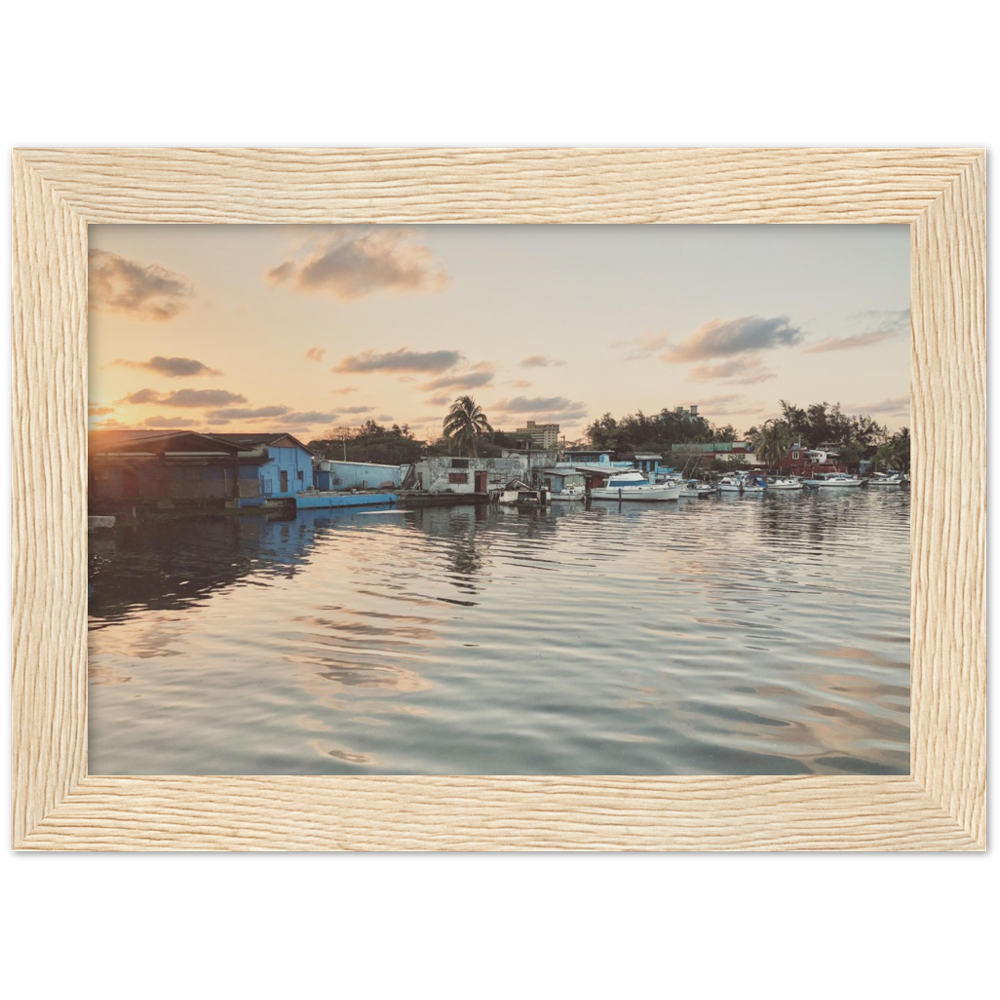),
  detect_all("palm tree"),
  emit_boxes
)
[752,419,794,471]
[443,395,493,457]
